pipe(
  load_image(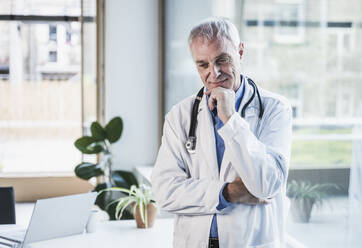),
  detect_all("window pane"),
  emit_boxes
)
[81,0,97,166]
[0,0,81,16]
[0,20,82,173]
[82,23,97,126]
